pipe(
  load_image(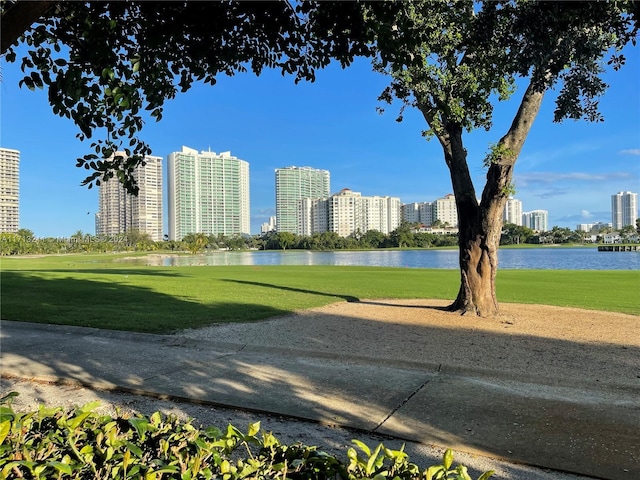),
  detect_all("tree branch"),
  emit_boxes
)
[1,1,57,55]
